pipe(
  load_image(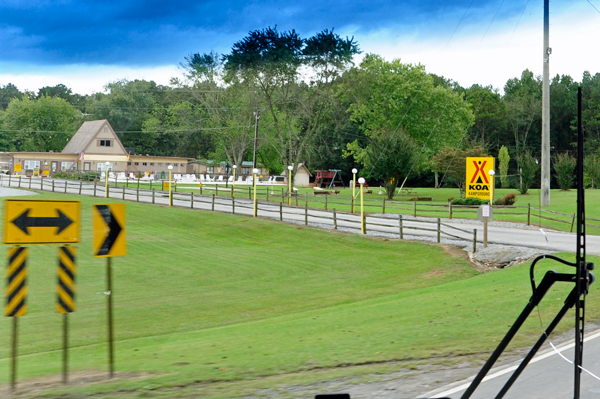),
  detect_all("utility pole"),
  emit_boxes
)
[541,0,551,206]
